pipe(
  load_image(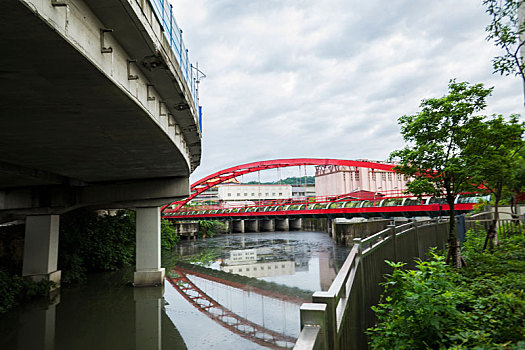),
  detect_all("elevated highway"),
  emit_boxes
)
[1,0,202,286]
